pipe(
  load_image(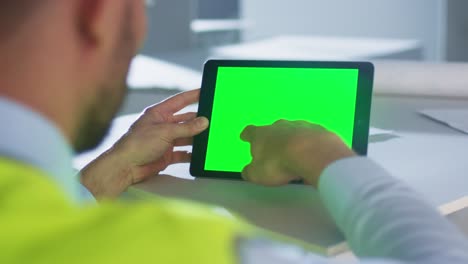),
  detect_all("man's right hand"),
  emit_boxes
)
[240,120,356,188]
